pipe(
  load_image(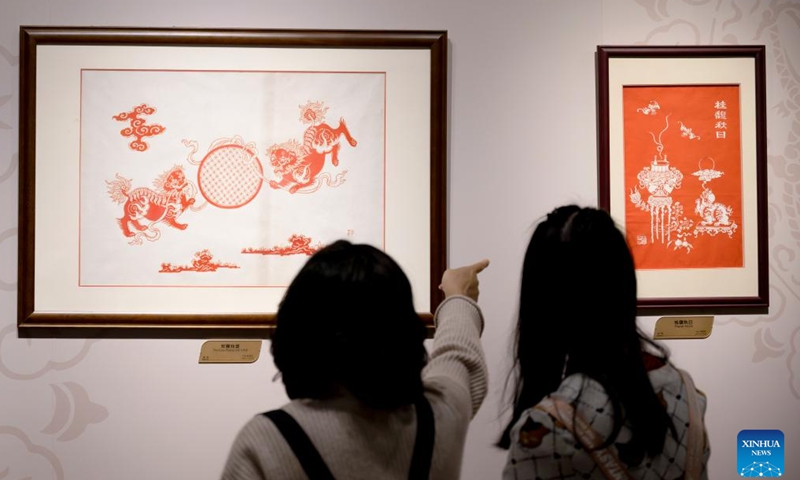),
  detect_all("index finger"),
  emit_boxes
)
[471,258,490,273]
